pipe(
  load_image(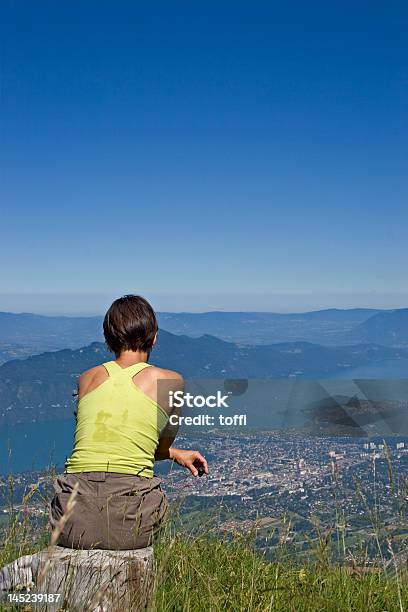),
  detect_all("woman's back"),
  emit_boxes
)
[65,360,168,477]
[50,295,206,551]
